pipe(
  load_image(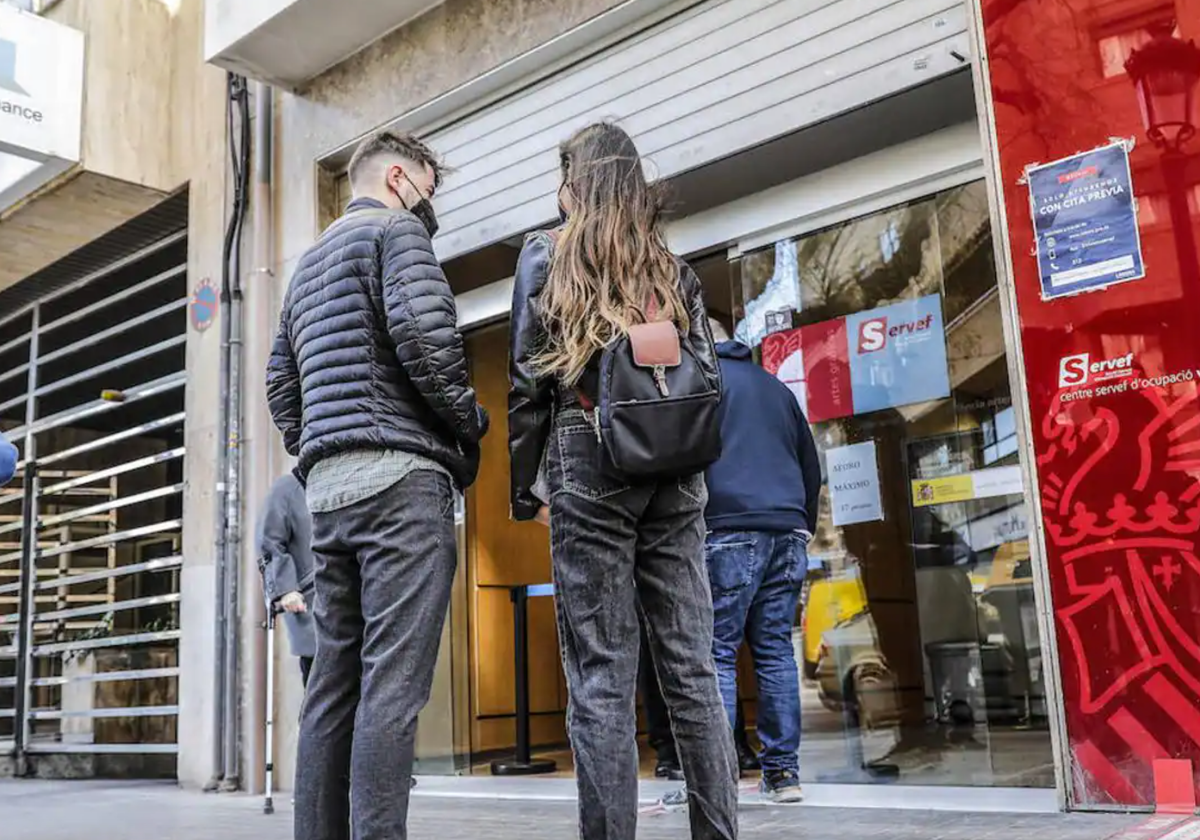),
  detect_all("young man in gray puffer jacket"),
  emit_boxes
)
[267,129,488,840]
